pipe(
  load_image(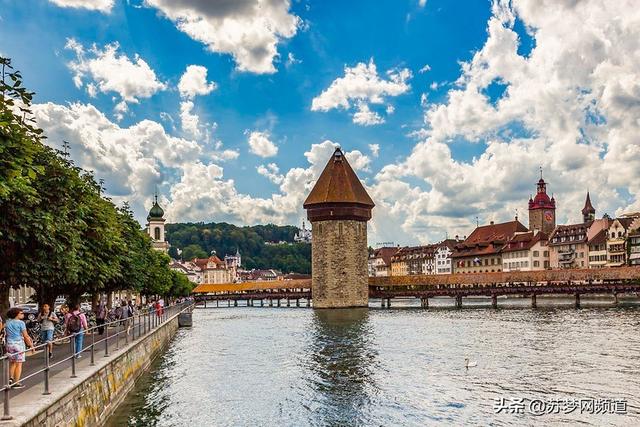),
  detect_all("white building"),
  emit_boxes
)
[435,244,454,274]
[502,231,549,272]
[146,194,169,253]
[368,247,398,277]
[294,221,312,243]
[169,261,201,283]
